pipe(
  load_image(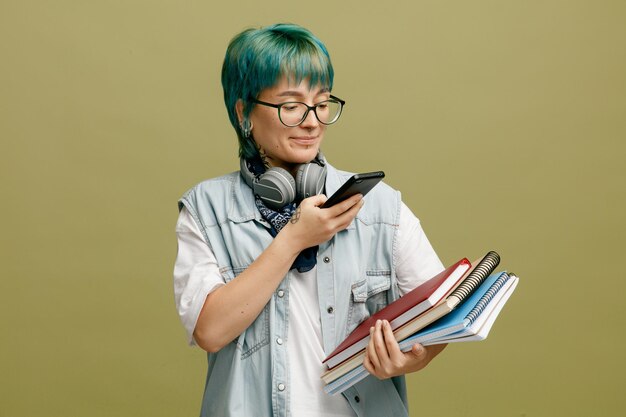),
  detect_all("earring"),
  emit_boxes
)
[241,119,253,138]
